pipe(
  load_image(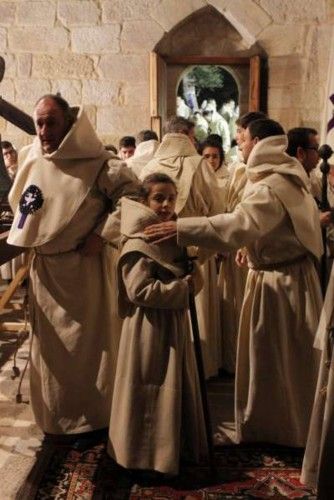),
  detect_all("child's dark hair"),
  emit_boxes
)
[140,173,177,199]
[200,136,225,167]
